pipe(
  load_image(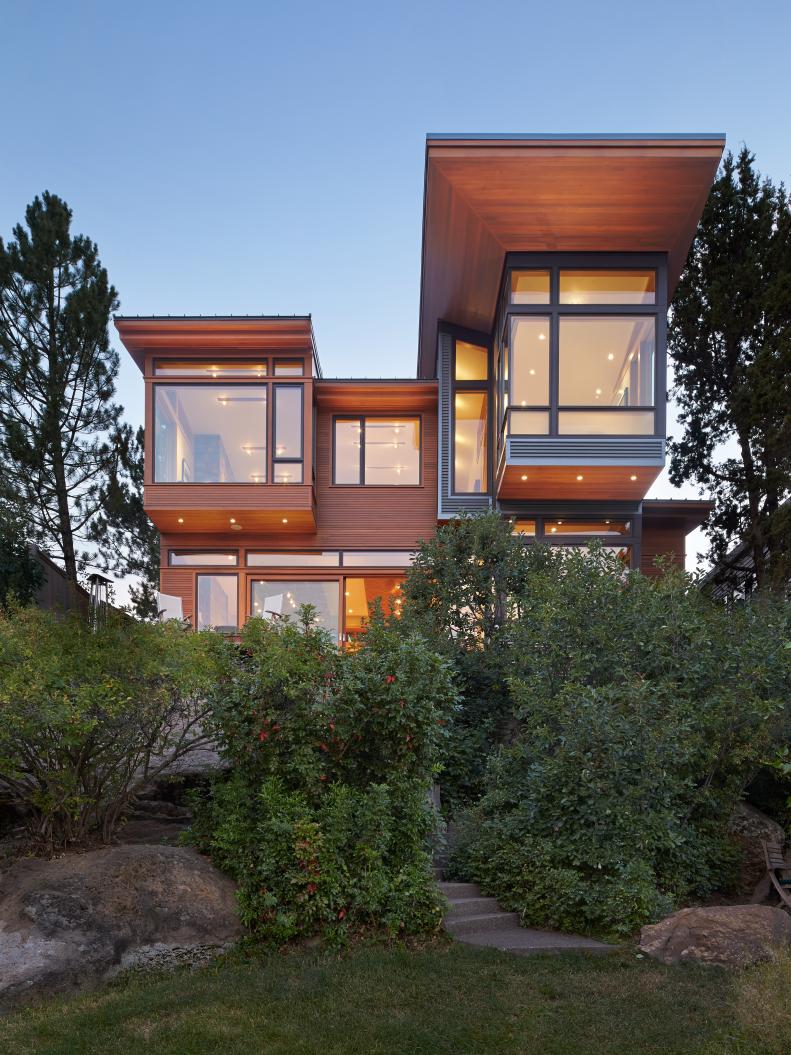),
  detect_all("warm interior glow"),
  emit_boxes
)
[510,269,551,304]
[454,391,487,493]
[559,270,656,305]
[454,341,488,381]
